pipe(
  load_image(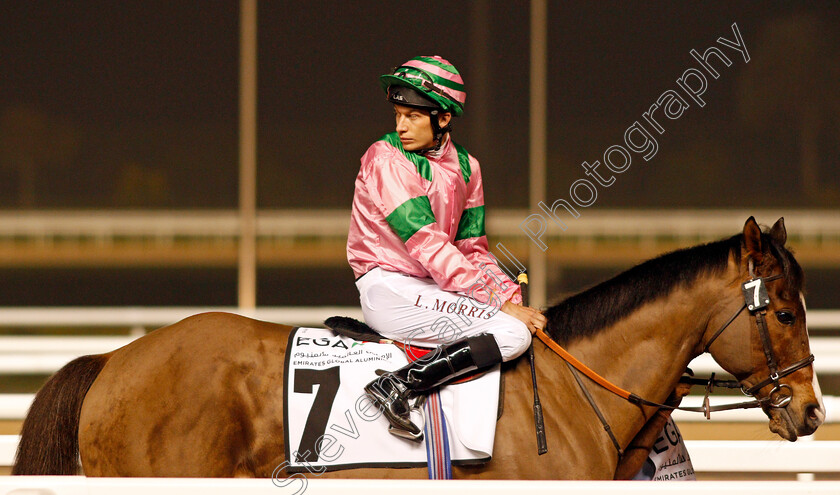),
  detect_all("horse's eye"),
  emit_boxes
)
[776,311,796,326]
